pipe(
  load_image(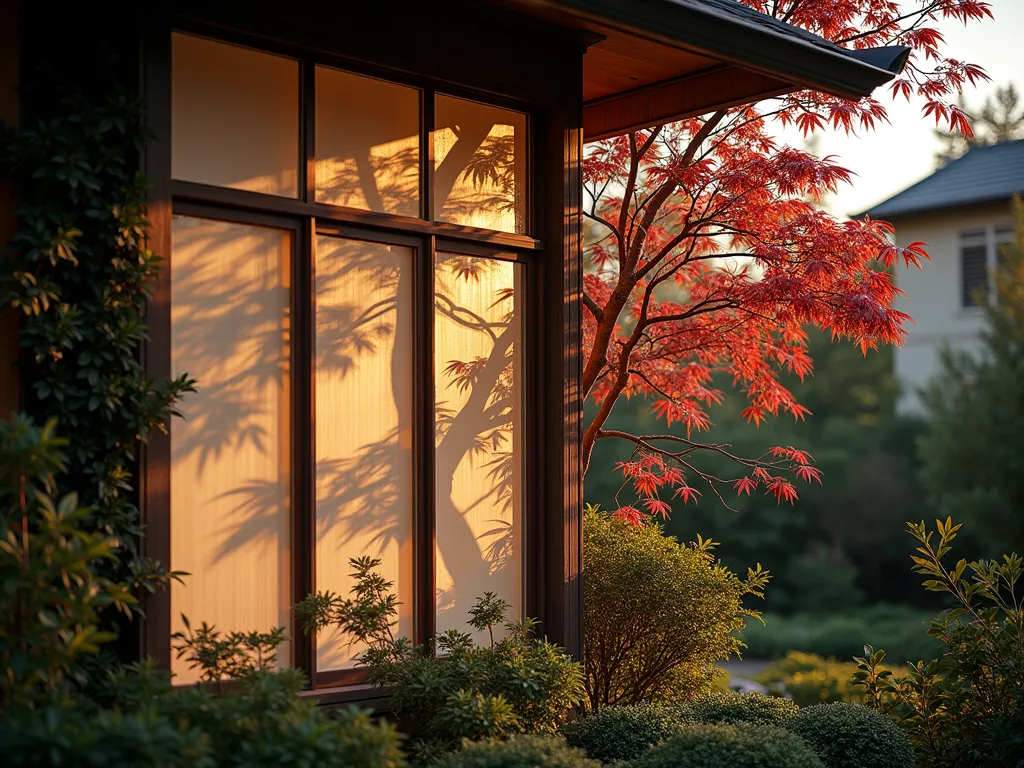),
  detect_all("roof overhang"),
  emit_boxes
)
[491,0,908,140]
